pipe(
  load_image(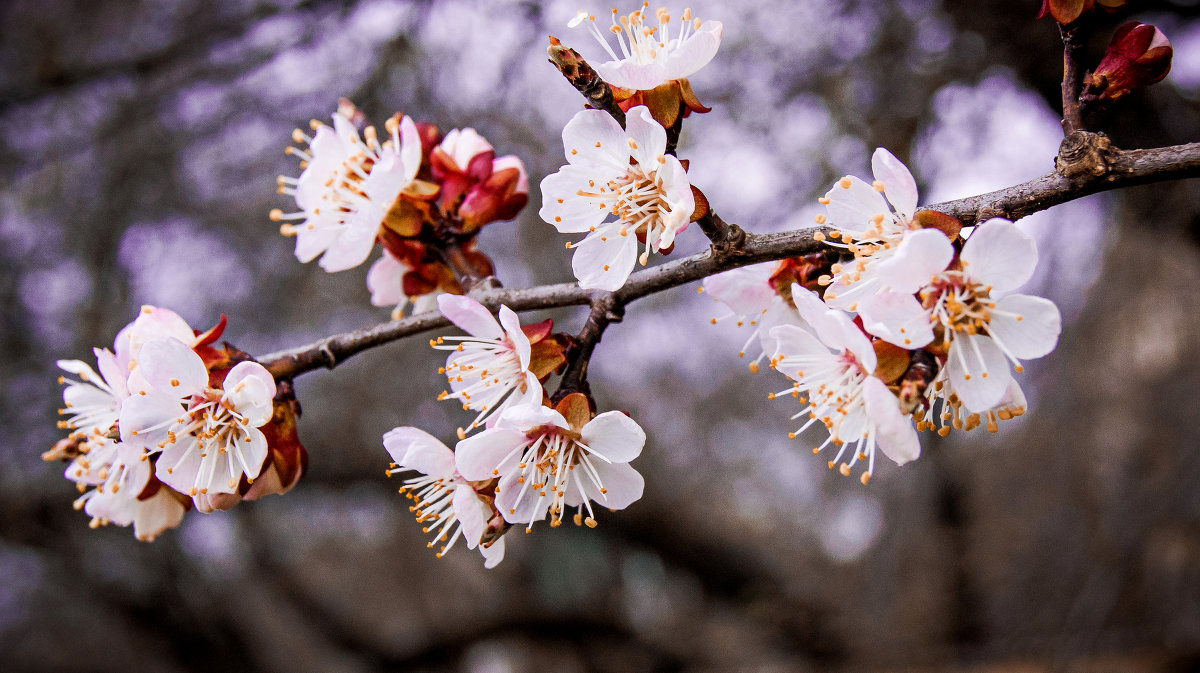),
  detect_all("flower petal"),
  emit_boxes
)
[135,337,207,397]
[454,428,527,481]
[624,106,668,169]
[945,334,1012,413]
[871,148,918,220]
[586,460,644,511]
[988,294,1061,359]
[561,108,630,170]
[437,294,503,340]
[498,305,532,370]
[858,291,935,349]
[664,20,722,80]
[383,427,456,478]
[824,175,890,234]
[874,228,953,295]
[580,411,645,463]
[572,223,638,291]
[539,166,619,233]
[862,377,920,466]
[960,219,1037,294]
